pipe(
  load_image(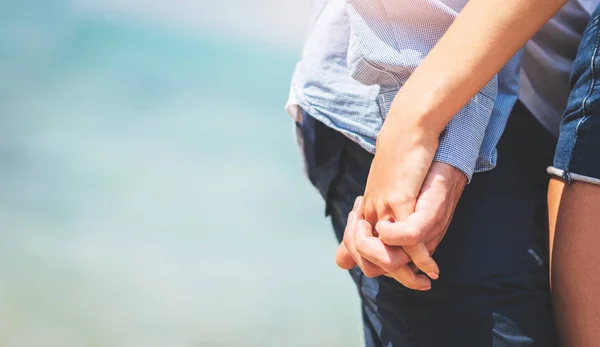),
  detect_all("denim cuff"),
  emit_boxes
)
[548,167,600,186]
